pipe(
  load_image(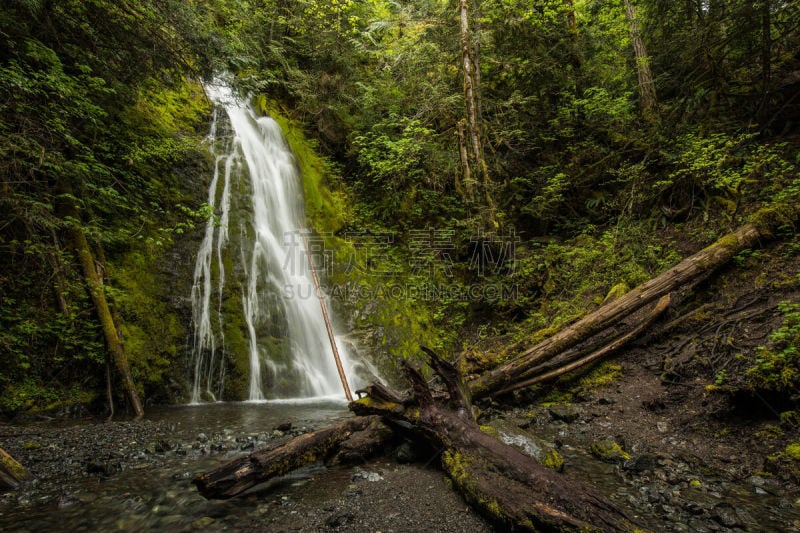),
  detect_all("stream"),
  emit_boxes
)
[2,402,799,531]
[0,402,351,532]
